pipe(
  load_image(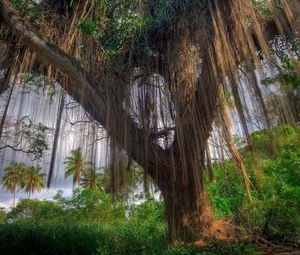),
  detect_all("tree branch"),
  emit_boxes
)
[0,0,171,181]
